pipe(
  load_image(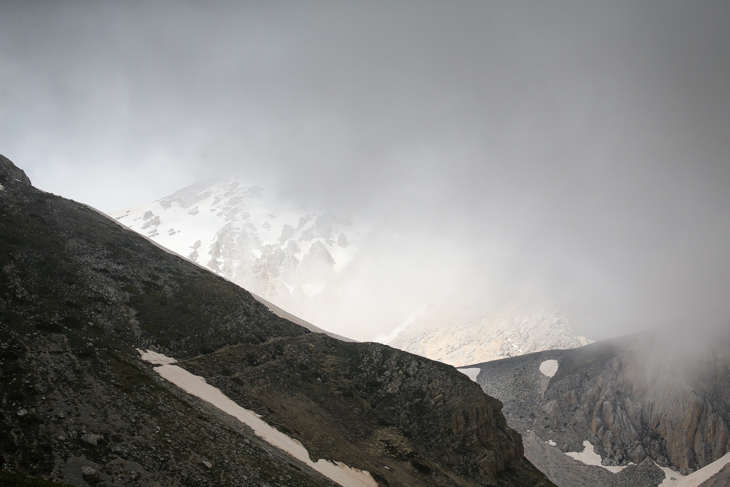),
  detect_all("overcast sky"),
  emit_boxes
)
[1,1,729,340]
